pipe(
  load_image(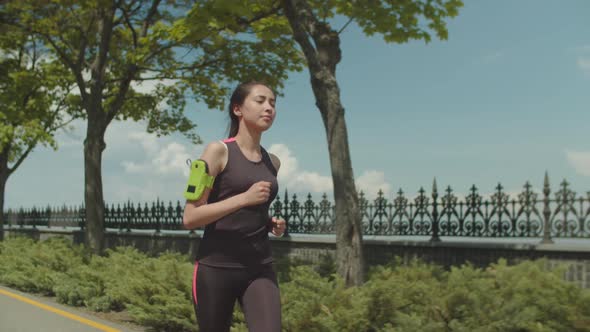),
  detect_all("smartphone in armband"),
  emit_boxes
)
[184,159,215,201]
